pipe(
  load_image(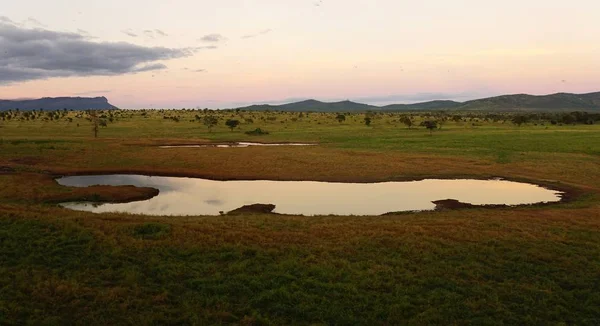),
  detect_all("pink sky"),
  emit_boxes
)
[2,0,600,108]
